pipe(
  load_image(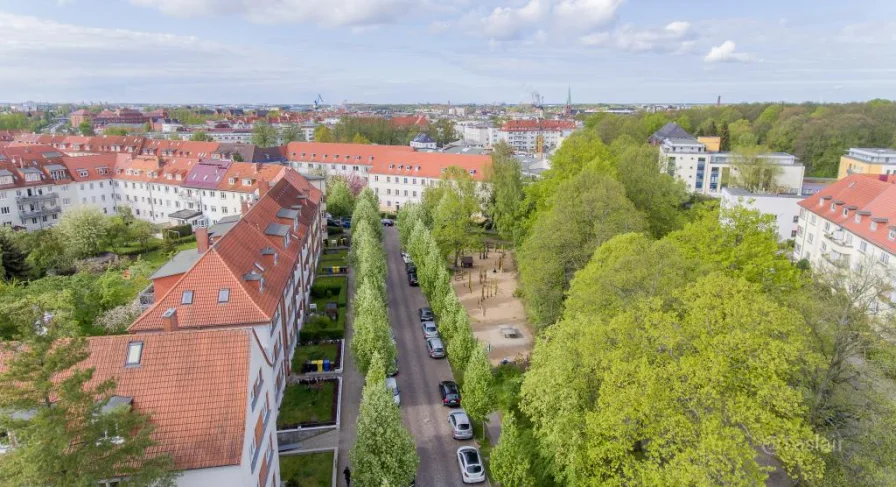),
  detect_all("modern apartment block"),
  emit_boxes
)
[659,137,805,196]
[837,147,896,179]
[494,119,576,153]
[794,175,896,305]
